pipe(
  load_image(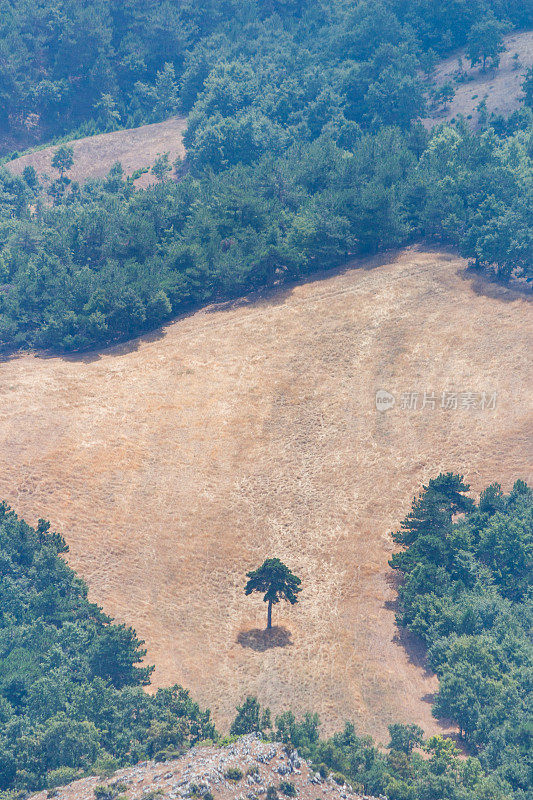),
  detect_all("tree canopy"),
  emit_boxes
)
[0,503,215,791]
[245,558,302,628]
[0,0,530,354]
